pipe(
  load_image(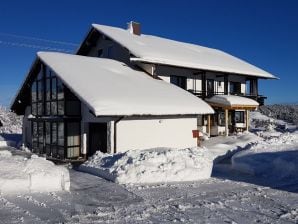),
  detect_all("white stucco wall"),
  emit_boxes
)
[115,117,198,152]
